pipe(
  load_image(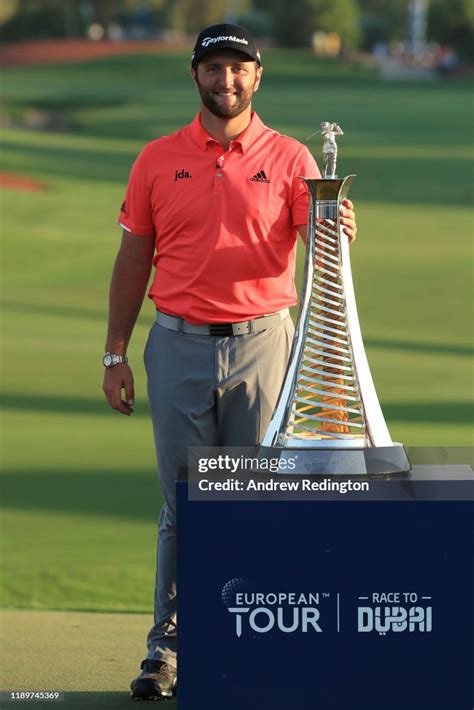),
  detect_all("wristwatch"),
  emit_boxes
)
[103,352,128,368]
